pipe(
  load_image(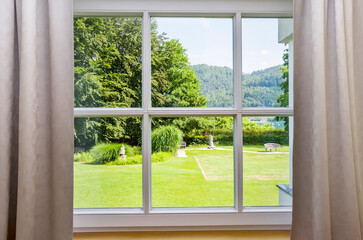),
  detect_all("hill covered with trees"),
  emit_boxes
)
[192,64,284,107]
